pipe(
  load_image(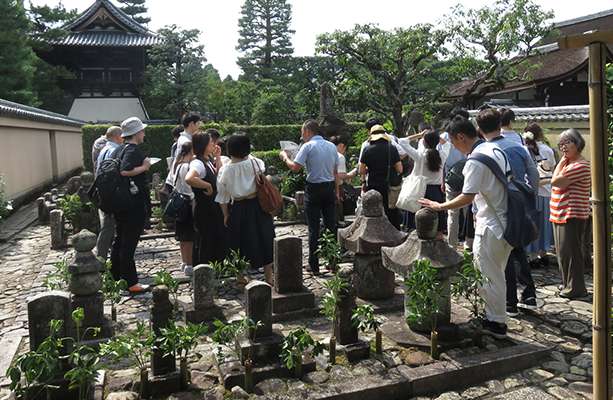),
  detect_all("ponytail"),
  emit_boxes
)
[174,141,193,173]
[423,130,442,172]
